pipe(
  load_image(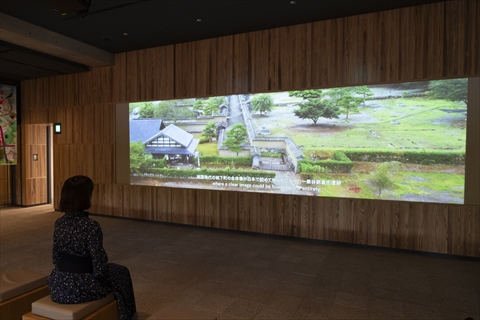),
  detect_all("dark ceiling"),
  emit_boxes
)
[0,0,445,85]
